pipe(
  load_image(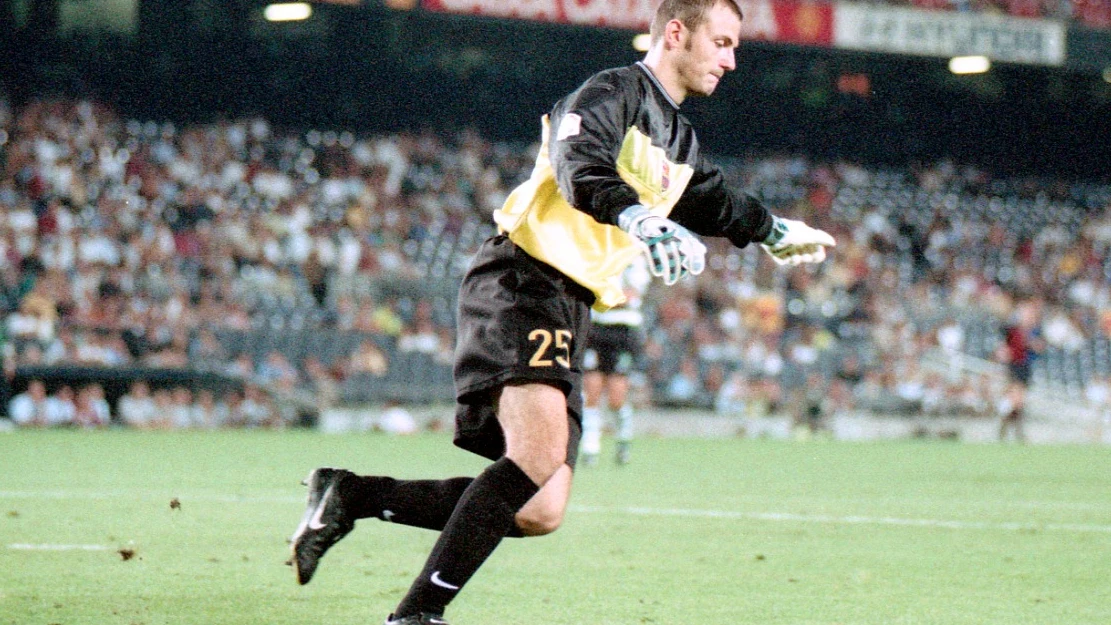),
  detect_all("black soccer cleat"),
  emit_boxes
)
[290,467,355,585]
[384,613,450,625]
